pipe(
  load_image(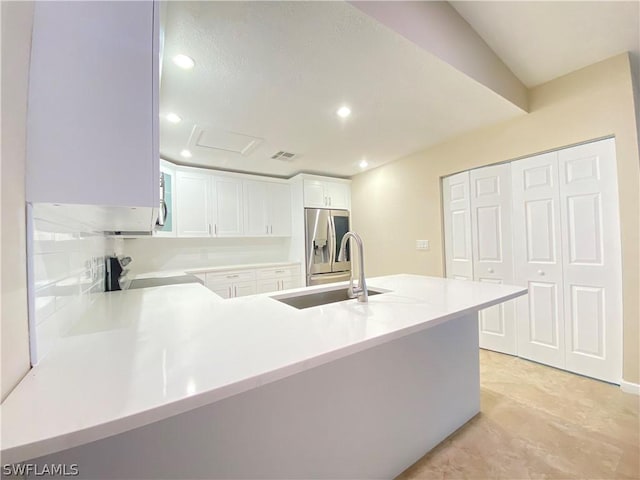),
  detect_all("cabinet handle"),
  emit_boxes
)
[234,286,237,297]
[228,286,231,297]
[214,224,218,235]
[487,268,494,273]
[537,270,545,276]
[275,270,285,273]
[270,225,273,234]
[329,197,332,206]
[208,224,212,235]
[266,225,269,234]
[227,274,239,278]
